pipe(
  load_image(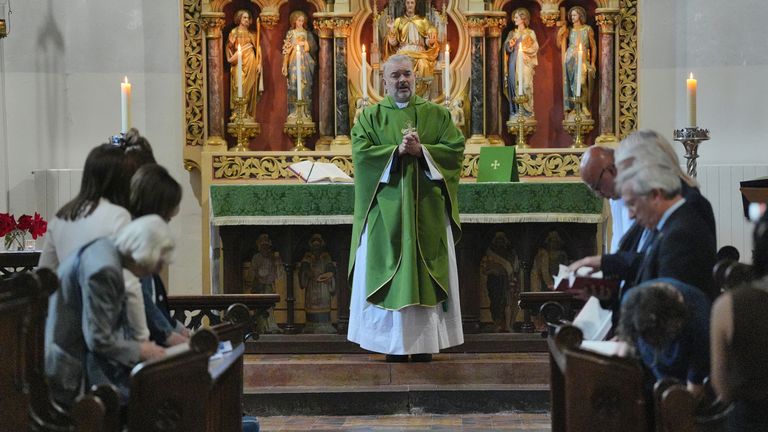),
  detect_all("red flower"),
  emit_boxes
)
[0,213,16,237]
[30,213,47,239]
[17,214,33,231]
